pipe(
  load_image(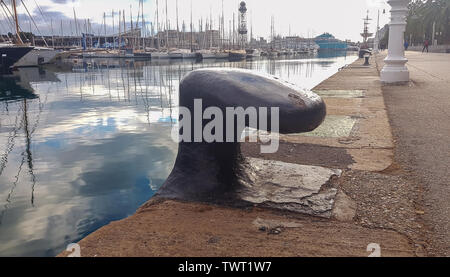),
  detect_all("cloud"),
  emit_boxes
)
[50,0,72,4]
[366,0,387,8]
